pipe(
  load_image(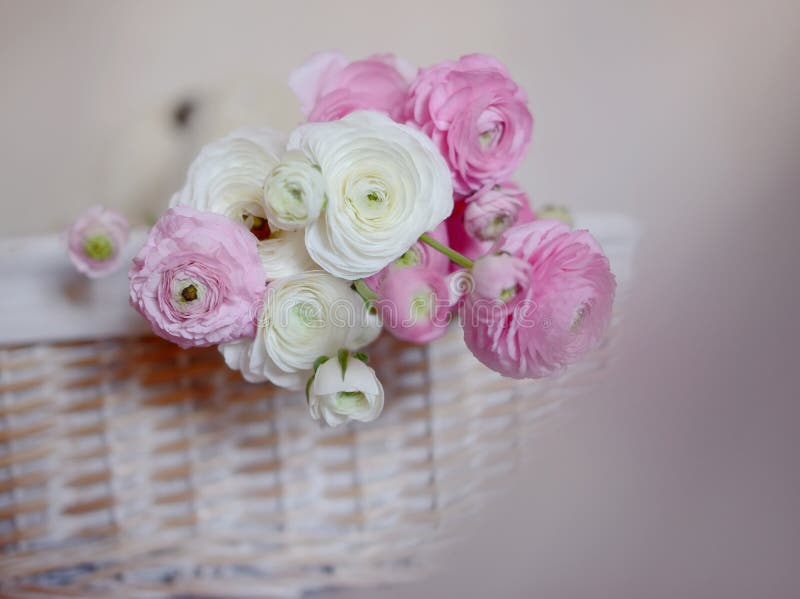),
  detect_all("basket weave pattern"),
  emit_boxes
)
[0,322,613,597]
